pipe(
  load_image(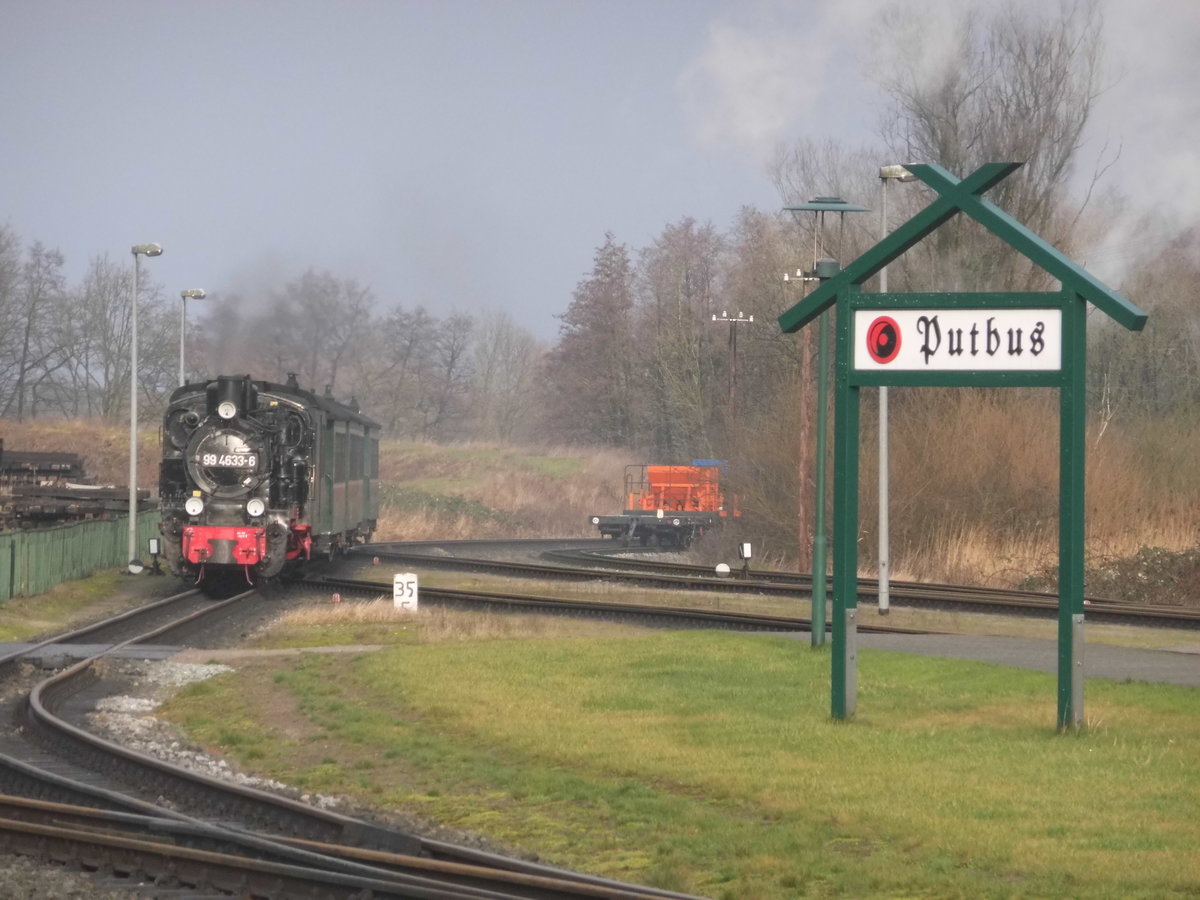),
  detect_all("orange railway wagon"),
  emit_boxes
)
[590,461,738,548]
